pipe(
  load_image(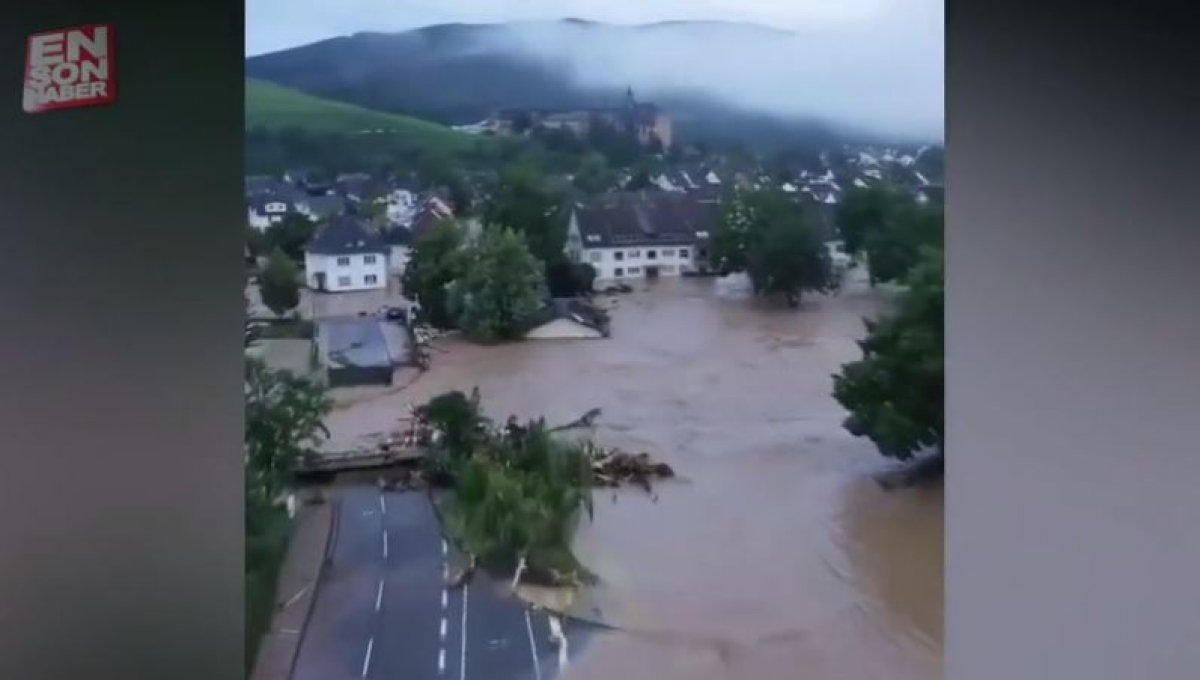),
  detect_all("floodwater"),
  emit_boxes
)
[323,271,943,679]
